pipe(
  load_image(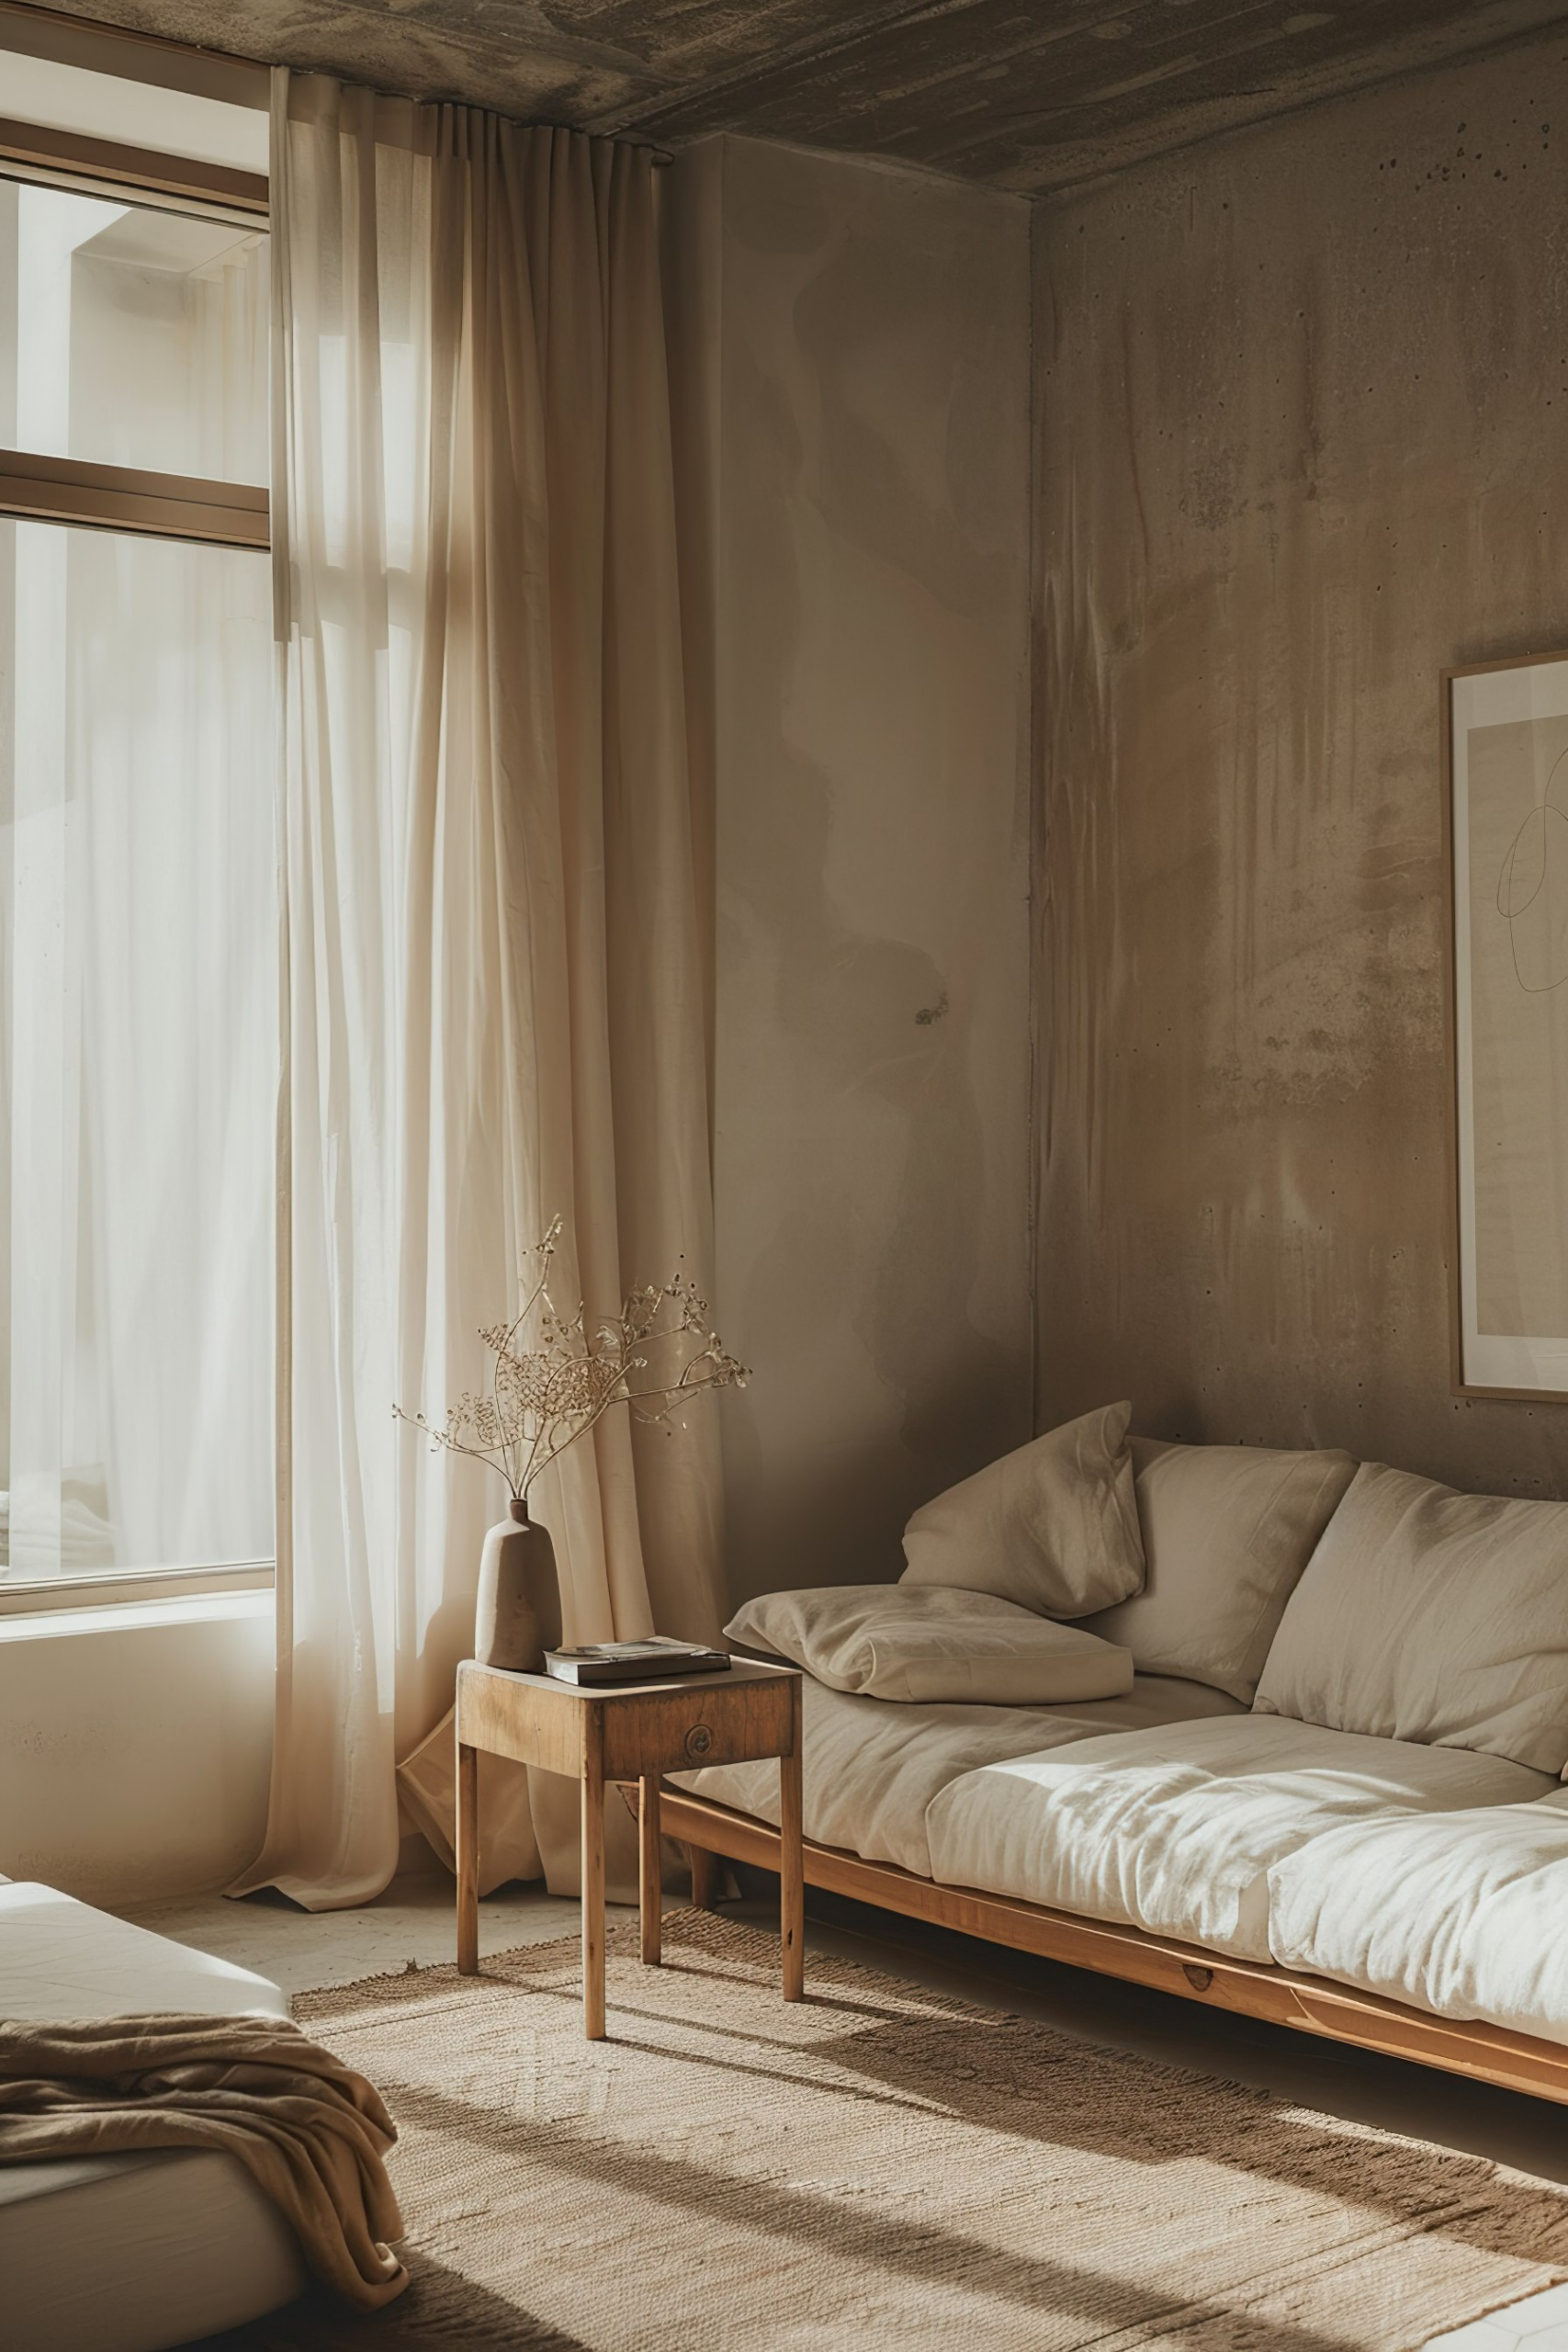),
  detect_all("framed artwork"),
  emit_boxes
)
[1447,650,1568,1396]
